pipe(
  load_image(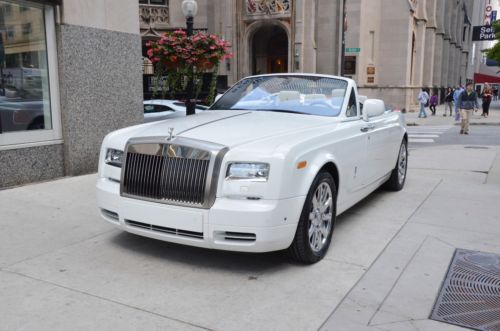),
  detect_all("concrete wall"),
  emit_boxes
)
[61,0,140,34]
[57,24,143,175]
[0,144,64,188]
